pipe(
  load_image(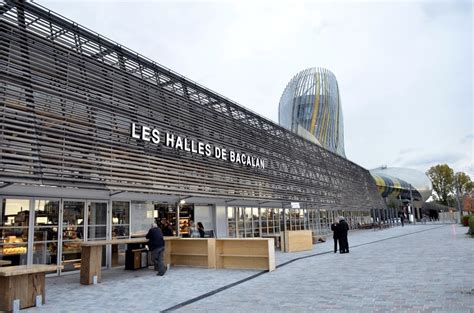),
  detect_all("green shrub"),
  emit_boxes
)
[469,216,474,237]
[461,215,470,226]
